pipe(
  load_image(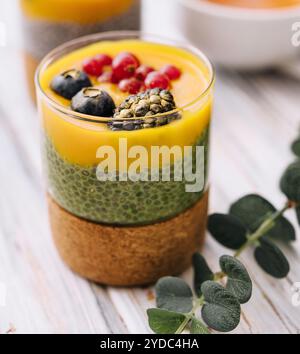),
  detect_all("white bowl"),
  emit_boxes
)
[177,0,300,70]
